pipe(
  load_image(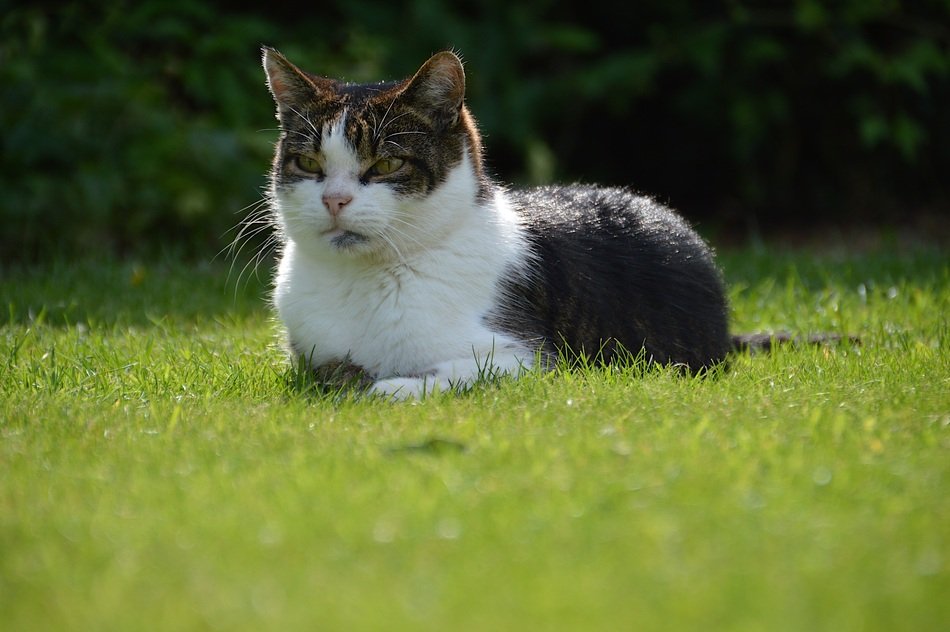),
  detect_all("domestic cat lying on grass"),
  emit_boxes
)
[261,49,819,400]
